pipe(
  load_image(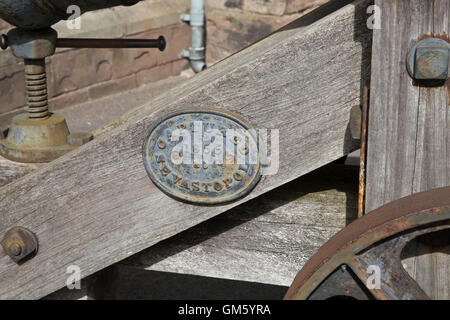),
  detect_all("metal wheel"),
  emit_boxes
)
[285,187,450,300]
